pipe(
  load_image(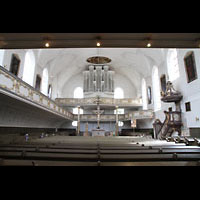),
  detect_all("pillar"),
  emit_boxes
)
[115,106,119,136]
[77,106,81,135]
